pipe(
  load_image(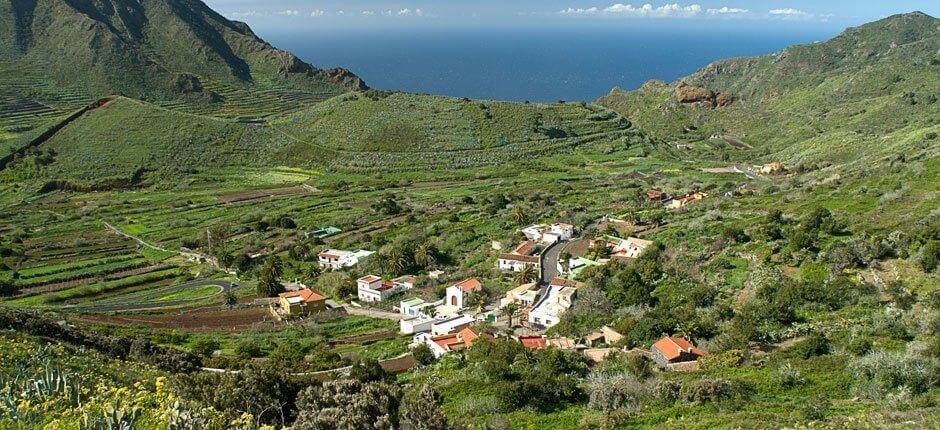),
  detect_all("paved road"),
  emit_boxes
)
[66,279,237,313]
[539,240,565,286]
